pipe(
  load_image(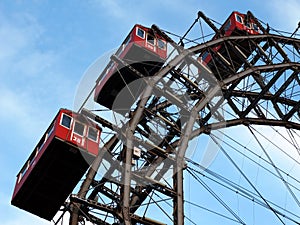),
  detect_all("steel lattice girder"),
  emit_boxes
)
[68,19,300,225]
